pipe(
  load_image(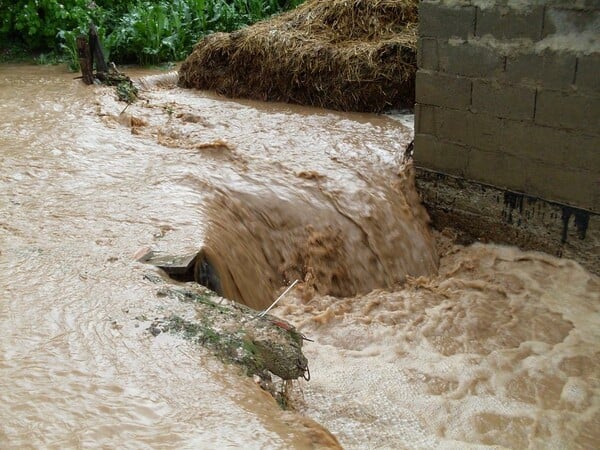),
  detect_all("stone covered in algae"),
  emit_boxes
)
[149,287,309,381]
